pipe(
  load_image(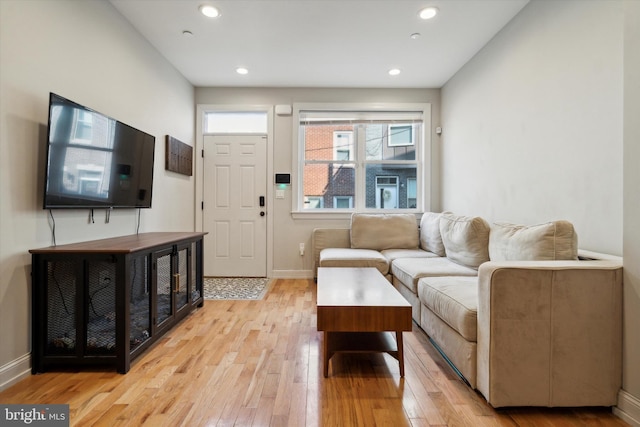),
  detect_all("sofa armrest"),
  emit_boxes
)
[476,260,622,407]
[312,228,350,276]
